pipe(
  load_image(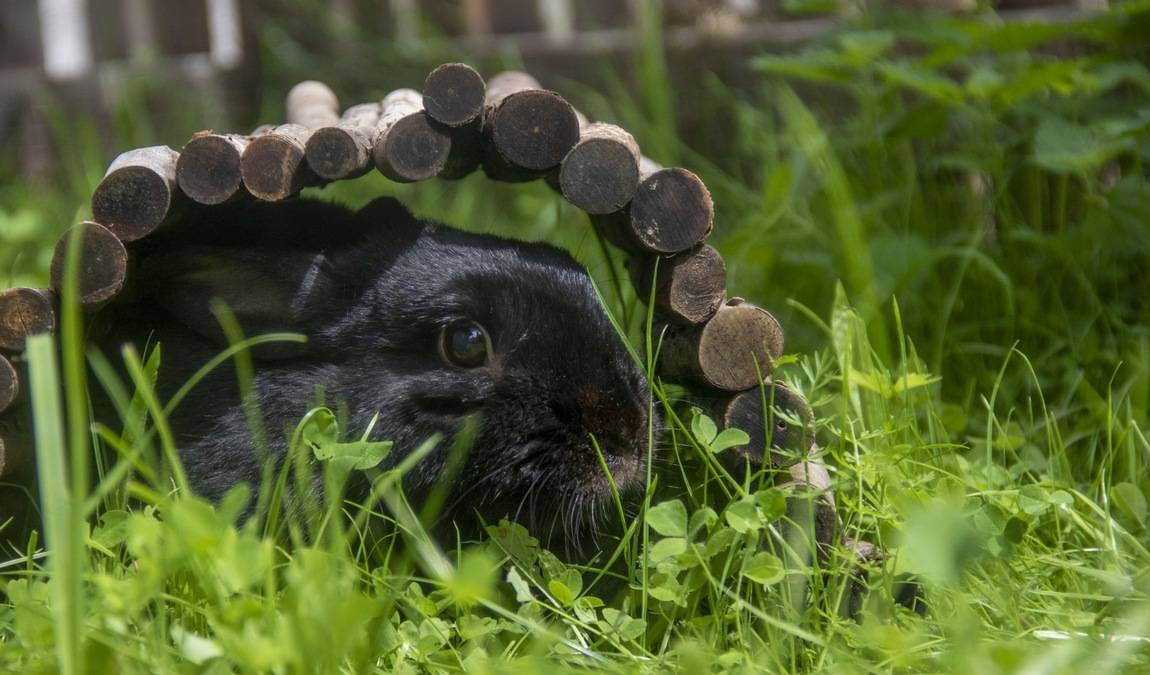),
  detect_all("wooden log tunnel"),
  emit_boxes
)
[25,62,798,423]
[0,62,856,555]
